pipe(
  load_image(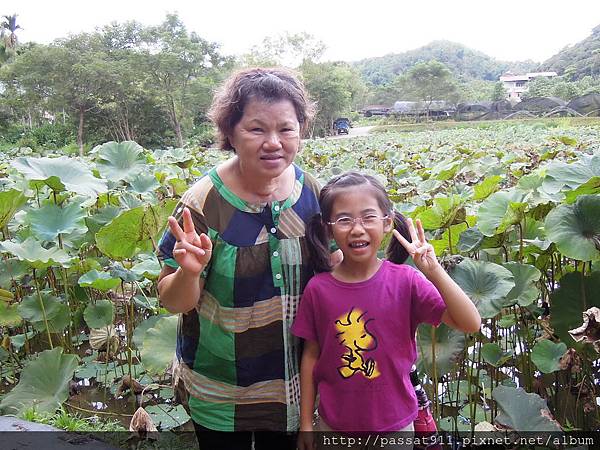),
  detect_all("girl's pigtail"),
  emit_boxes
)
[386,210,411,264]
[306,213,332,273]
